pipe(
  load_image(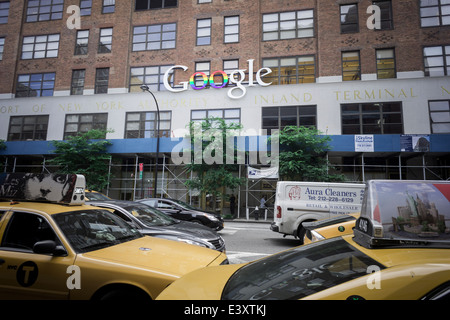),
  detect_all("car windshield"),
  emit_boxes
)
[221,238,385,300]
[125,204,176,227]
[52,209,142,253]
